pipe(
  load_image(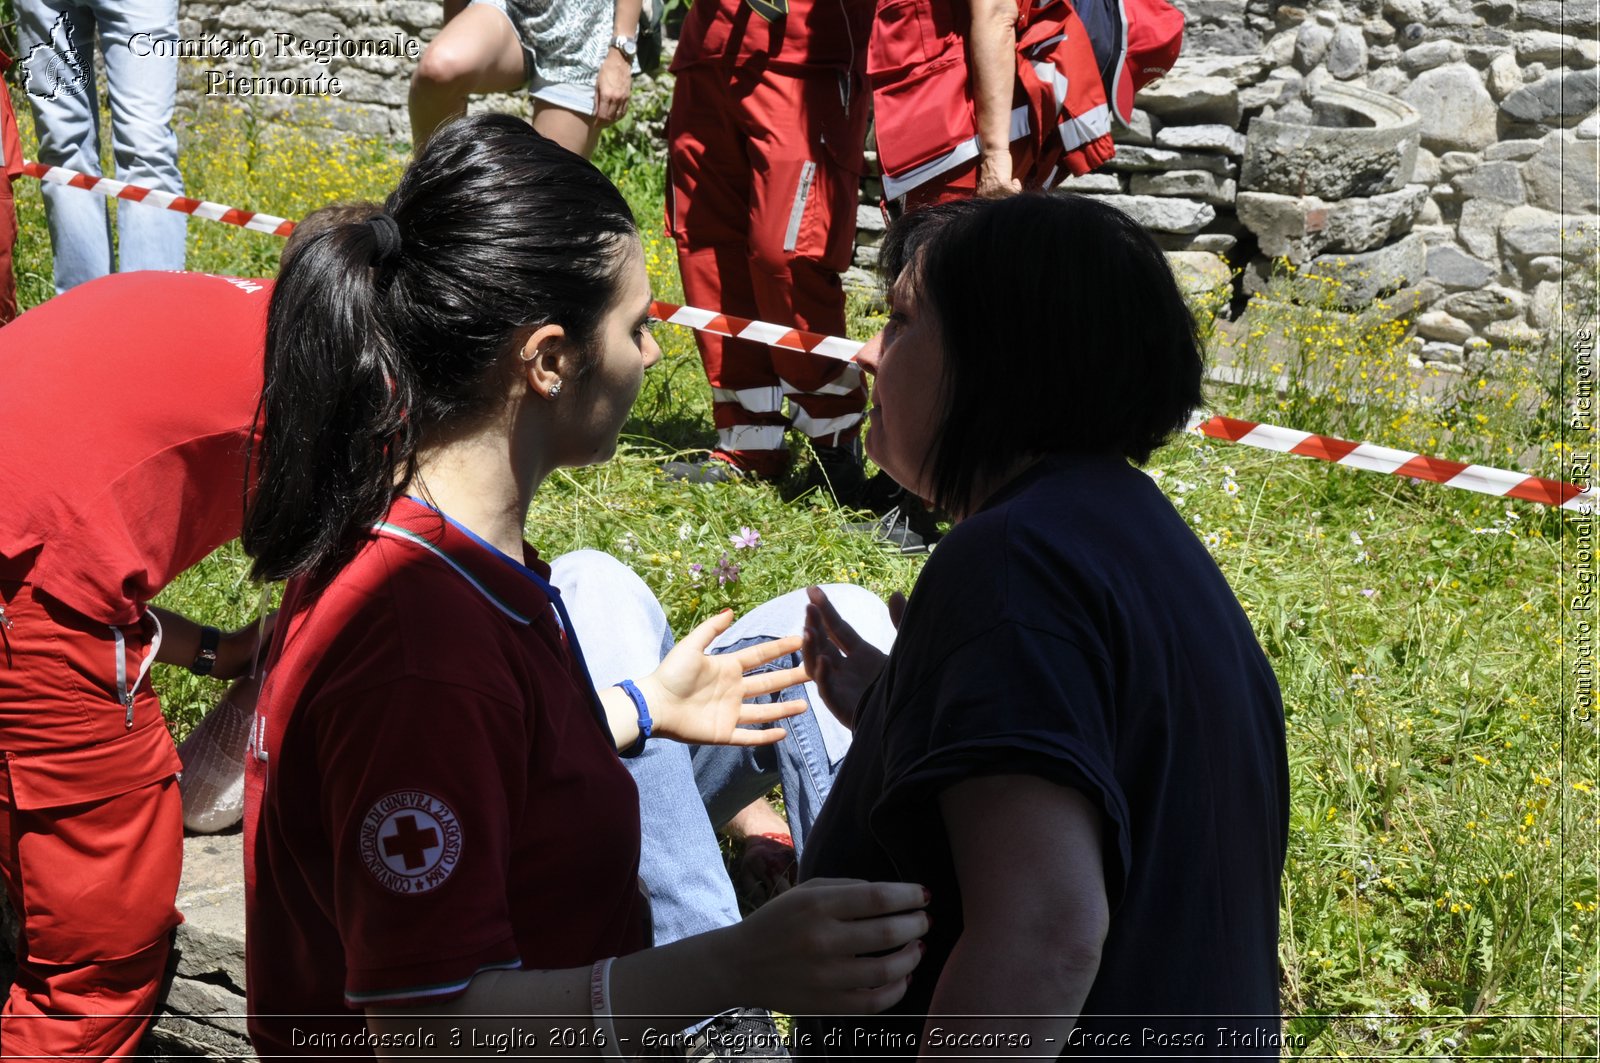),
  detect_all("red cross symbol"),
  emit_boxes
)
[381,814,441,871]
